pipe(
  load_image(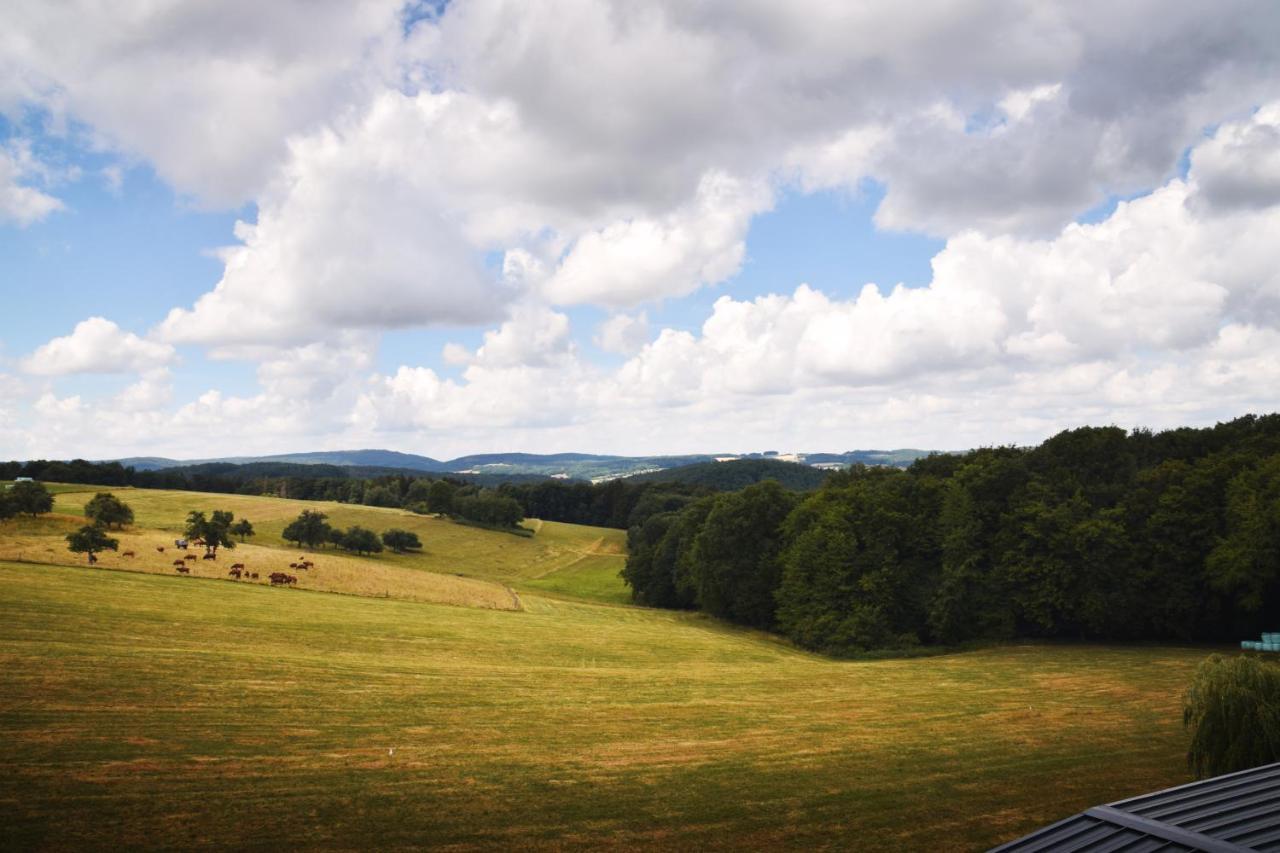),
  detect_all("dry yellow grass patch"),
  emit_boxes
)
[0,519,518,611]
